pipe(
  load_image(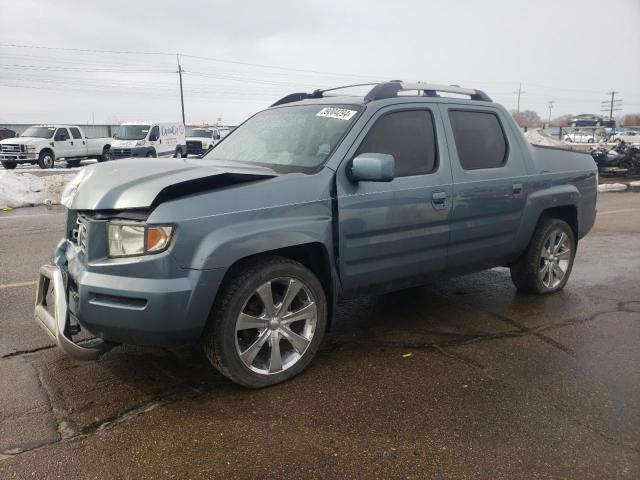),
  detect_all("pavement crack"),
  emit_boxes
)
[0,385,208,462]
[1,345,56,359]
[489,312,576,357]
[431,345,485,369]
[75,386,204,437]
